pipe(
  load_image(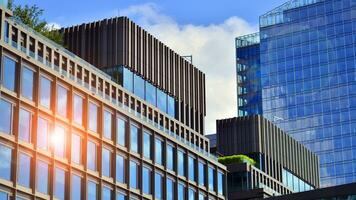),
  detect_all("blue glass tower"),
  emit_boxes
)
[237,0,356,187]
[236,33,262,116]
